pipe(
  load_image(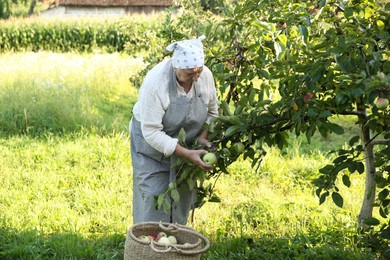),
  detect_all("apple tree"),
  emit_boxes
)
[203,0,390,238]
[130,0,390,243]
